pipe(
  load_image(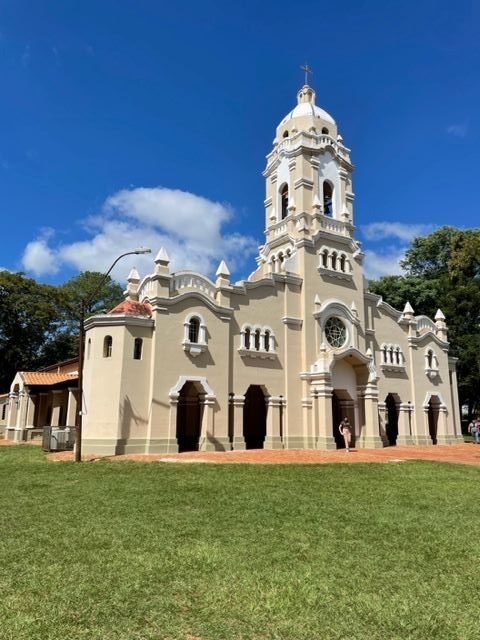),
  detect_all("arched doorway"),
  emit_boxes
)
[385,393,399,446]
[428,395,441,445]
[176,381,204,452]
[243,385,267,449]
[332,390,355,449]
